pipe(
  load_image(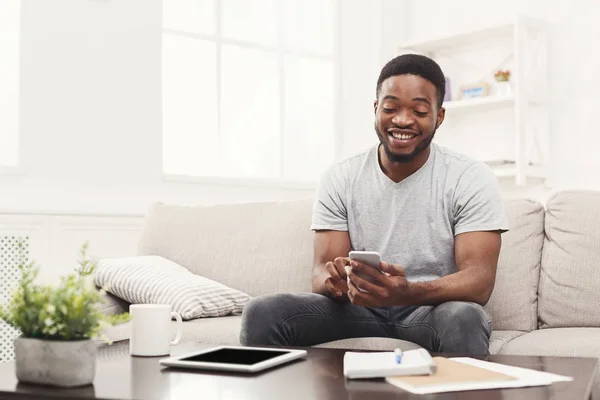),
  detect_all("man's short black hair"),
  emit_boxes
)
[376,54,446,108]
